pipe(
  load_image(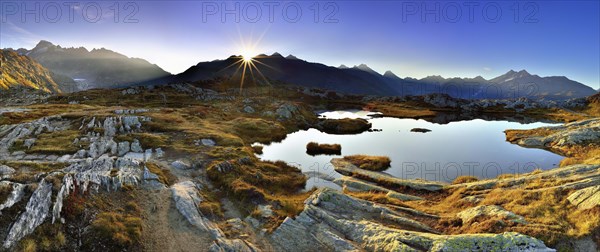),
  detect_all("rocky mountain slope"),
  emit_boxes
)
[1,50,75,94]
[9,41,171,89]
